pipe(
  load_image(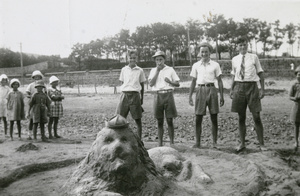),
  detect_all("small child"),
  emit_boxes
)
[289,66,300,150]
[47,76,64,139]
[26,70,46,140]
[7,79,25,140]
[28,80,51,142]
[0,74,10,137]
